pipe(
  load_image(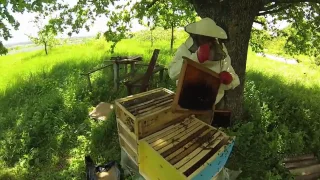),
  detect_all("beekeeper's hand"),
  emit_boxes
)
[197,43,215,63]
[219,71,233,85]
